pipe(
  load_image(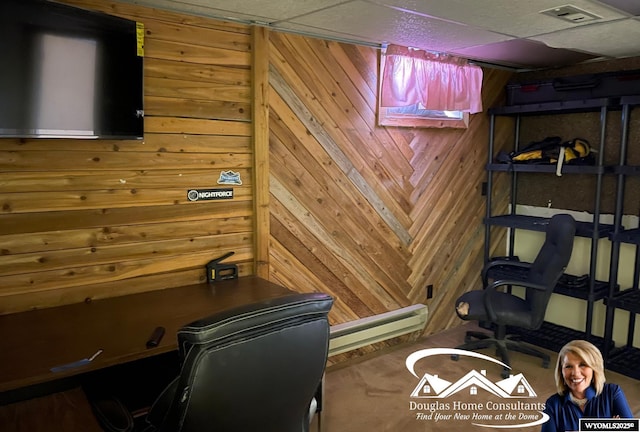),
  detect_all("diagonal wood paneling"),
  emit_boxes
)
[268,32,513,343]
